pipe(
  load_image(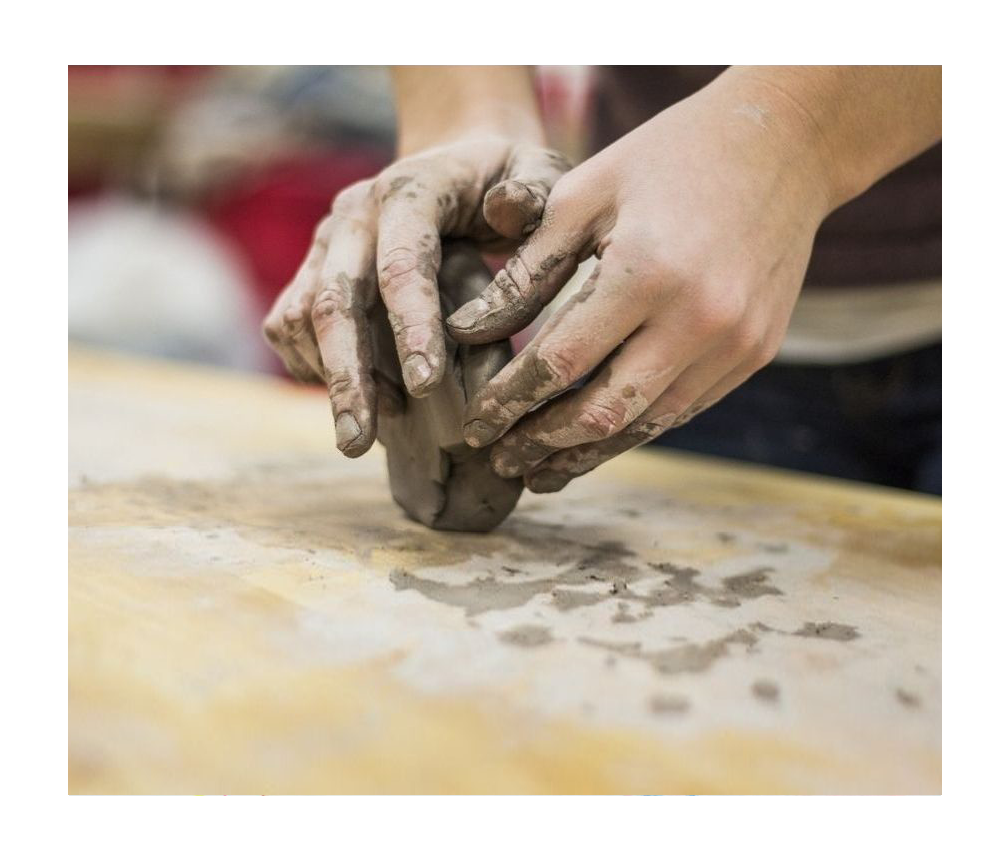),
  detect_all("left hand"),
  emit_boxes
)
[445,75,837,492]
